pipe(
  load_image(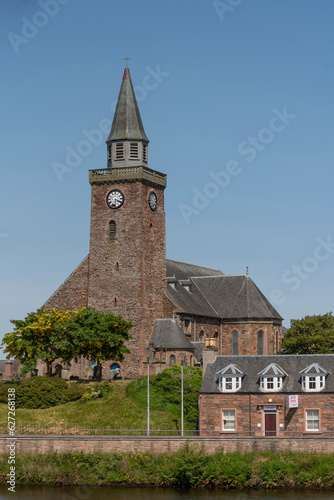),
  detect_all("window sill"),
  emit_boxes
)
[220,431,237,434]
